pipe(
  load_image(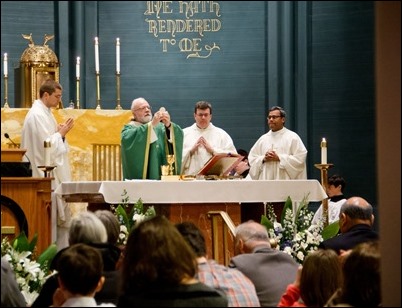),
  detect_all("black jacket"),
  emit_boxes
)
[31,242,122,307]
[319,224,379,253]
